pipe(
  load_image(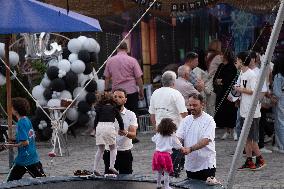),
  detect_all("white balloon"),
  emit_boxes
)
[38,121,47,130]
[60,90,72,100]
[38,124,44,130]
[48,59,58,67]
[82,38,100,53]
[37,98,47,106]
[9,51,19,67]
[67,38,82,53]
[58,59,71,72]
[40,77,51,88]
[77,36,88,44]
[0,43,5,58]
[77,73,89,86]
[90,68,99,82]
[0,74,6,86]
[71,60,85,74]
[61,121,69,134]
[32,85,45,100]
[47,99,61,107]
[68,53,78,63]
[97,79,105,92]
[66,108,78,121]
[73,87,87,101]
